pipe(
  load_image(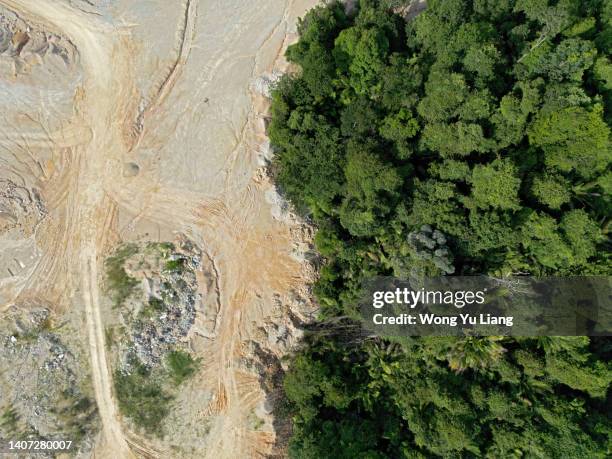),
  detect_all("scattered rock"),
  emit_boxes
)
[0,306,98,455]
[250,71,283,98]
[0,8,78,76]
[0,179,46,237]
